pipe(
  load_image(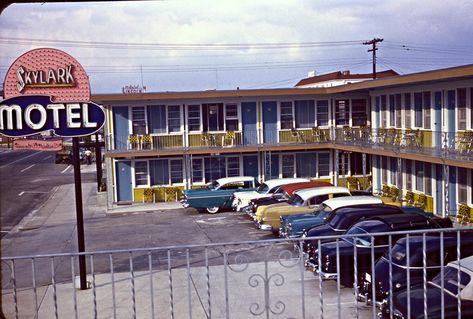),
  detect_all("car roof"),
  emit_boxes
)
[294,186,350,200]
[216,176,255,184]
[395,232,473,249]
[334,204,402,217]
[353,212,433,231]
[262,178,310,189]
[280,181,333,195]
[449,255,473,273]
[323,195,383,210]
